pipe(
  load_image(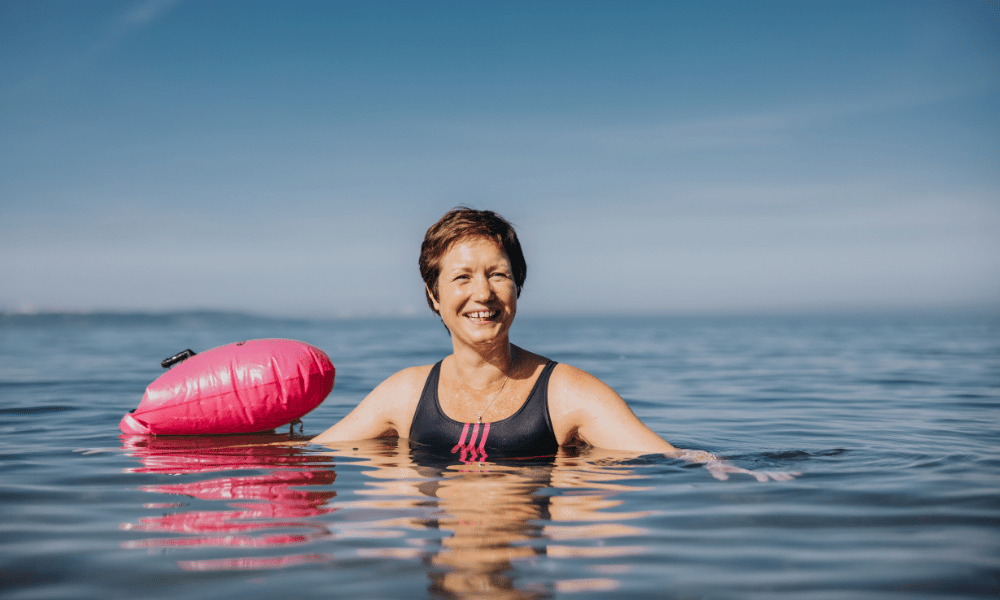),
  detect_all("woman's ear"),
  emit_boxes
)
[425,284,440,312]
